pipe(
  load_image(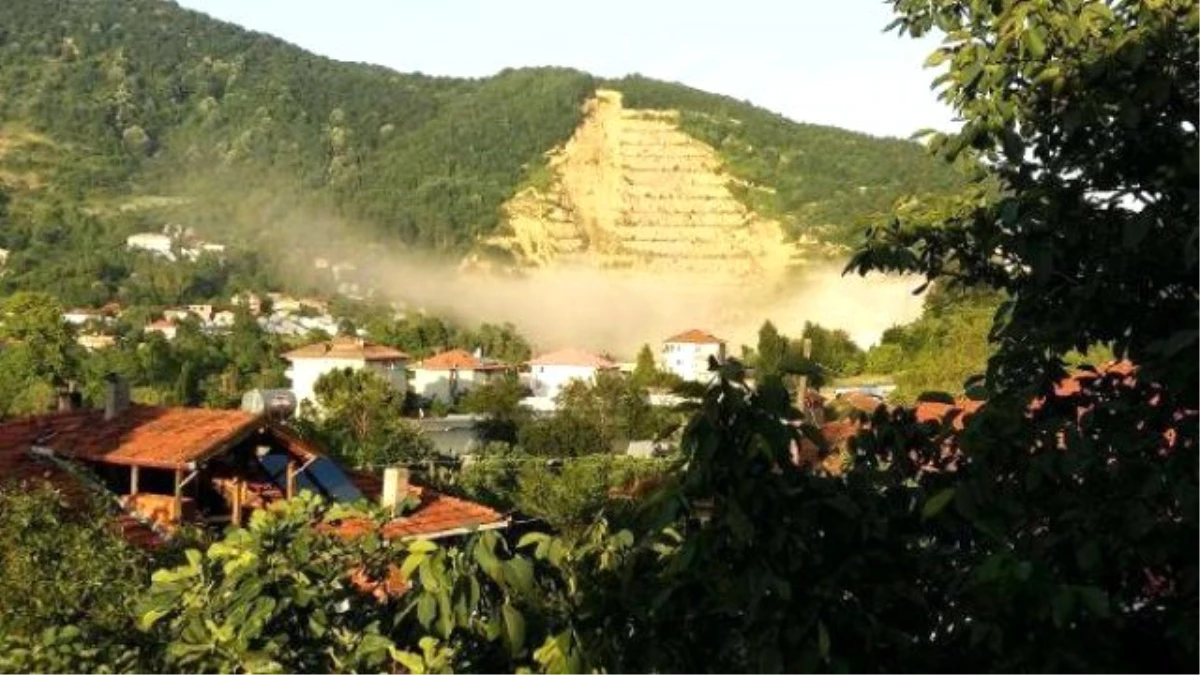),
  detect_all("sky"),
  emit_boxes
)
[173,0,957,139]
